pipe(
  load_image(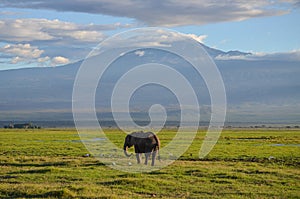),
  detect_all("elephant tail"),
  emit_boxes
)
[153,134,161,162]
[157,148,161,162]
